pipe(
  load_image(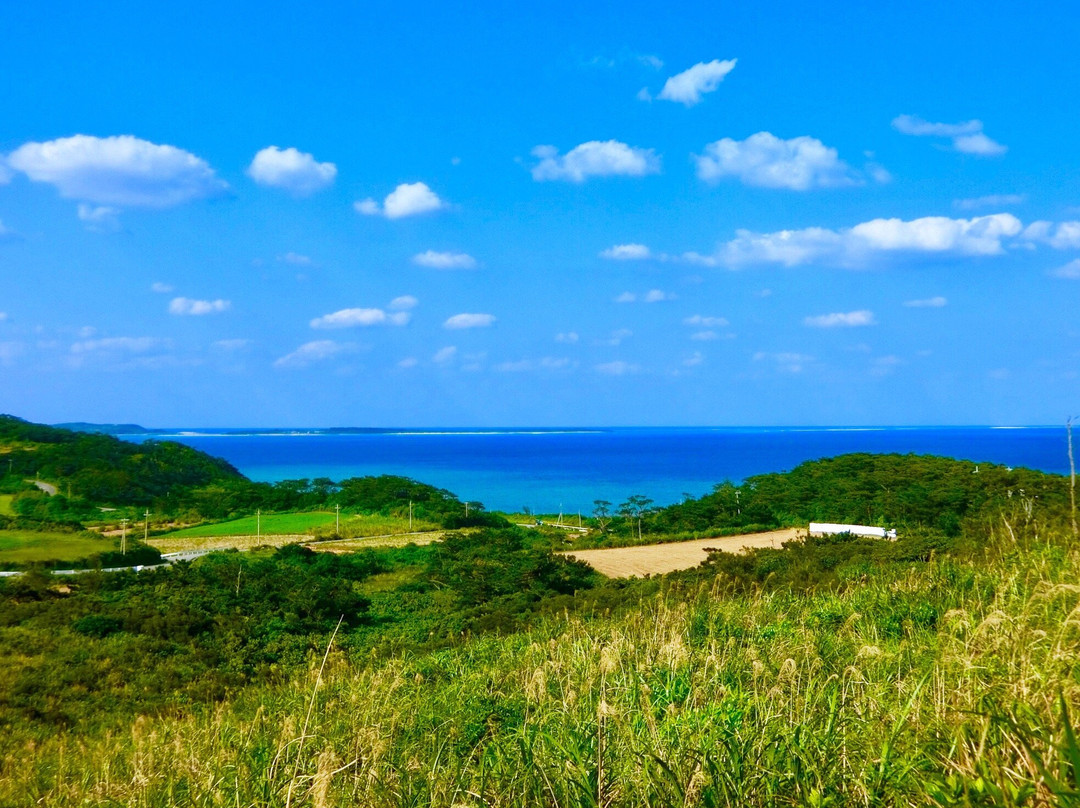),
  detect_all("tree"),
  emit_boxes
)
[592,499,612,533]
[619,494,654,541]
